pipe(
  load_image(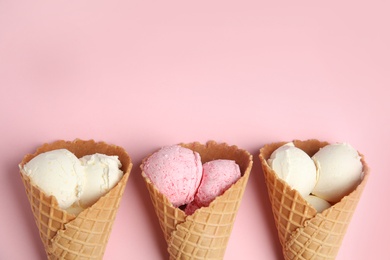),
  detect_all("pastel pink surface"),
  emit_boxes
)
[0,1,389,259]
[143,145,202,207]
